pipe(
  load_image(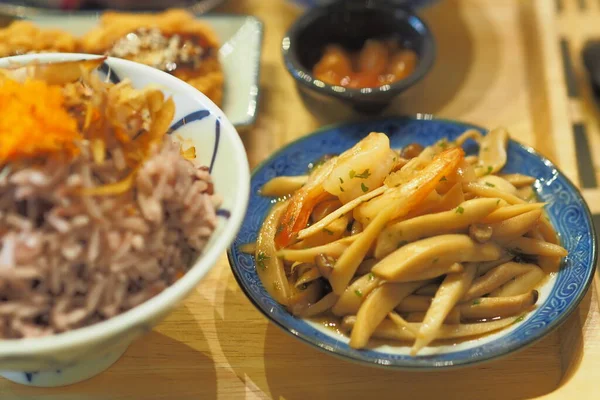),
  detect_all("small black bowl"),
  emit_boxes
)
[282,0,436,113]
